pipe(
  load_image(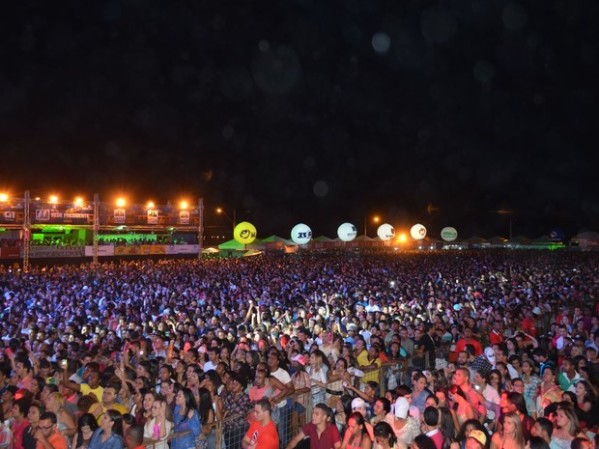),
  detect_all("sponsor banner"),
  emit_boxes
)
[0,247,21,259]
[114,209,126,224]
[30,246,85,258]
[31,206,93,224]
[179,211,190,225]
[140,245,166,255]
[147,210,159,225]
[84,245,115,257]
[1,210,17,222]
[165,244,200,255]
[114,246,141,255]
